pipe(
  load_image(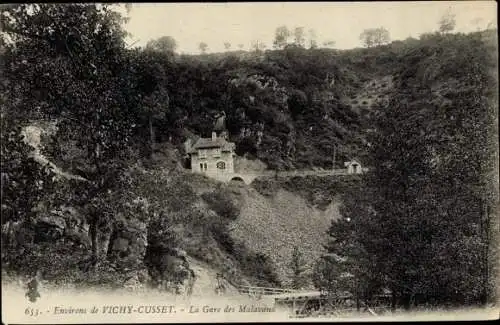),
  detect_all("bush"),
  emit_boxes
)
[251,178,279,197]
[201,188,240,220]
[239,251,281,287]
[209,216,236,255]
